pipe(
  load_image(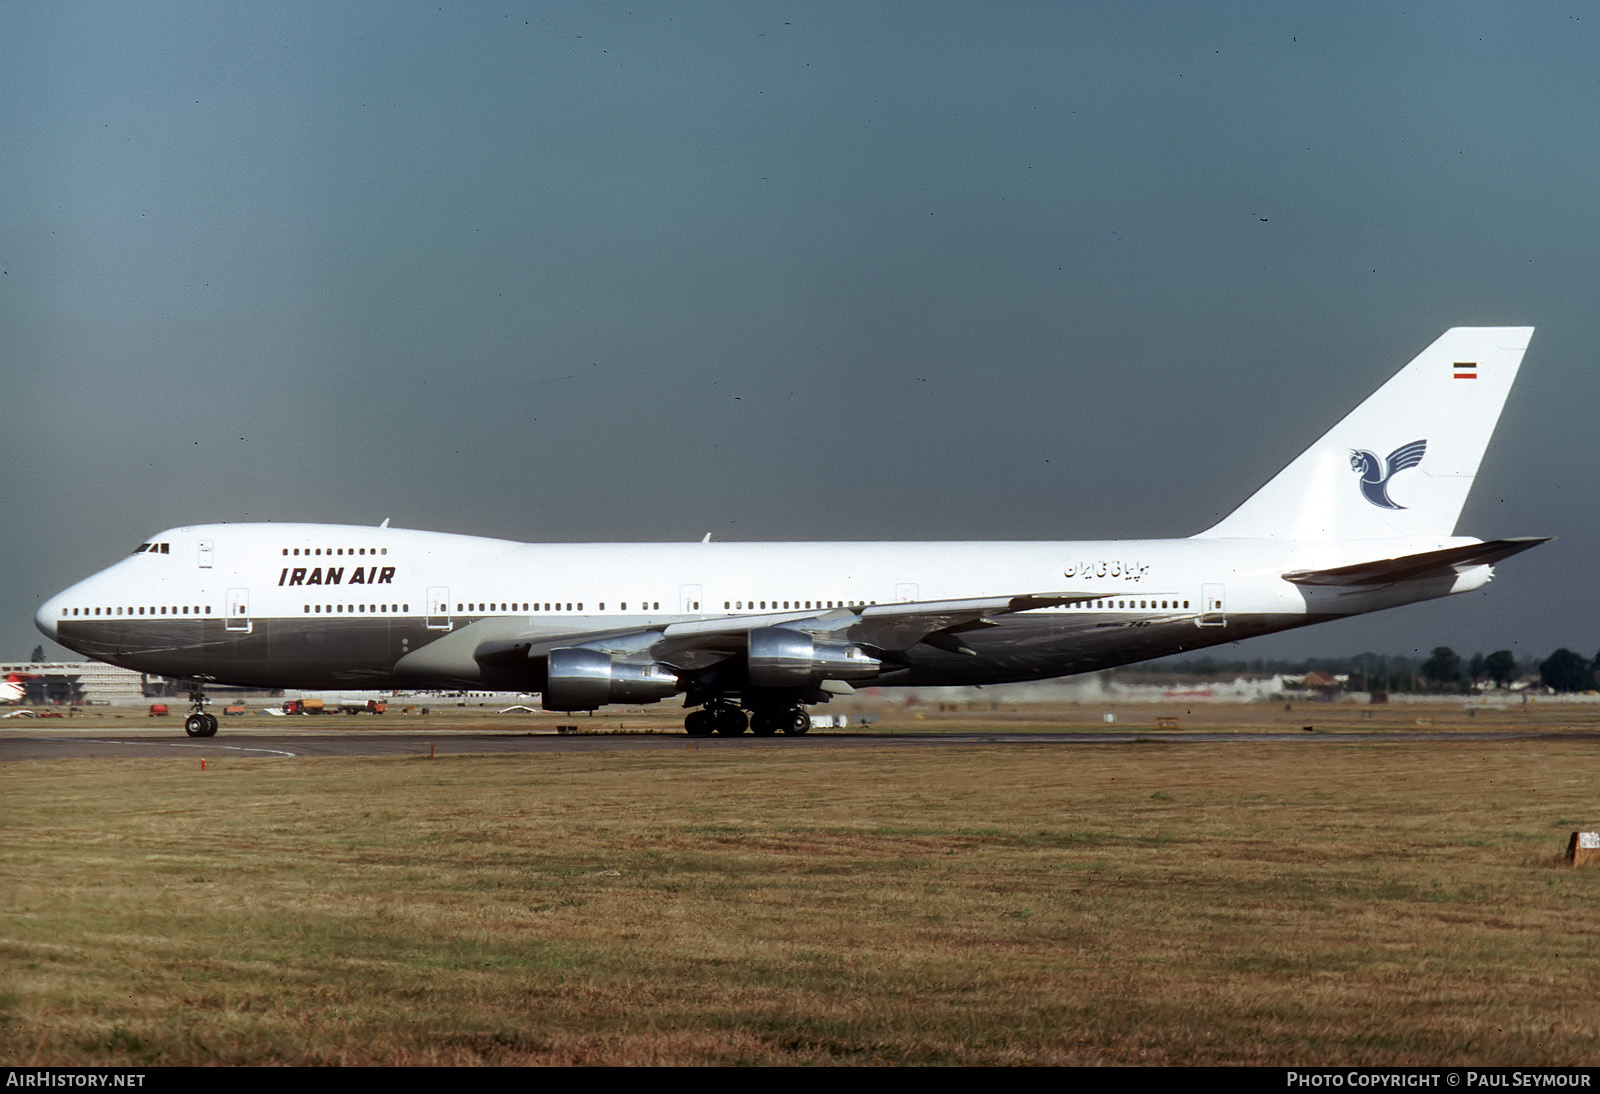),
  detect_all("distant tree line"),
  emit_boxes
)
[1121,647,1600,694]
